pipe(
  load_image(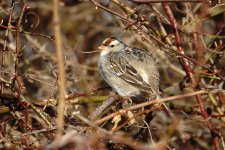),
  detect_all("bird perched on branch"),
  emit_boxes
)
[97,37,176,122]
[98,37,160,101]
